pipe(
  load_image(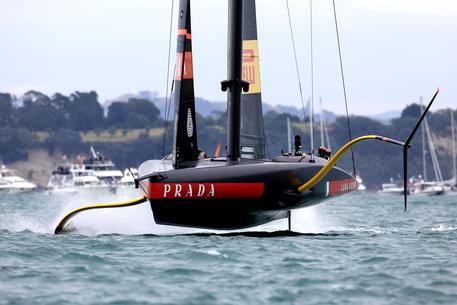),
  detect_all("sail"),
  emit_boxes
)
[172,0,199,168]
[240,0,267,159]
